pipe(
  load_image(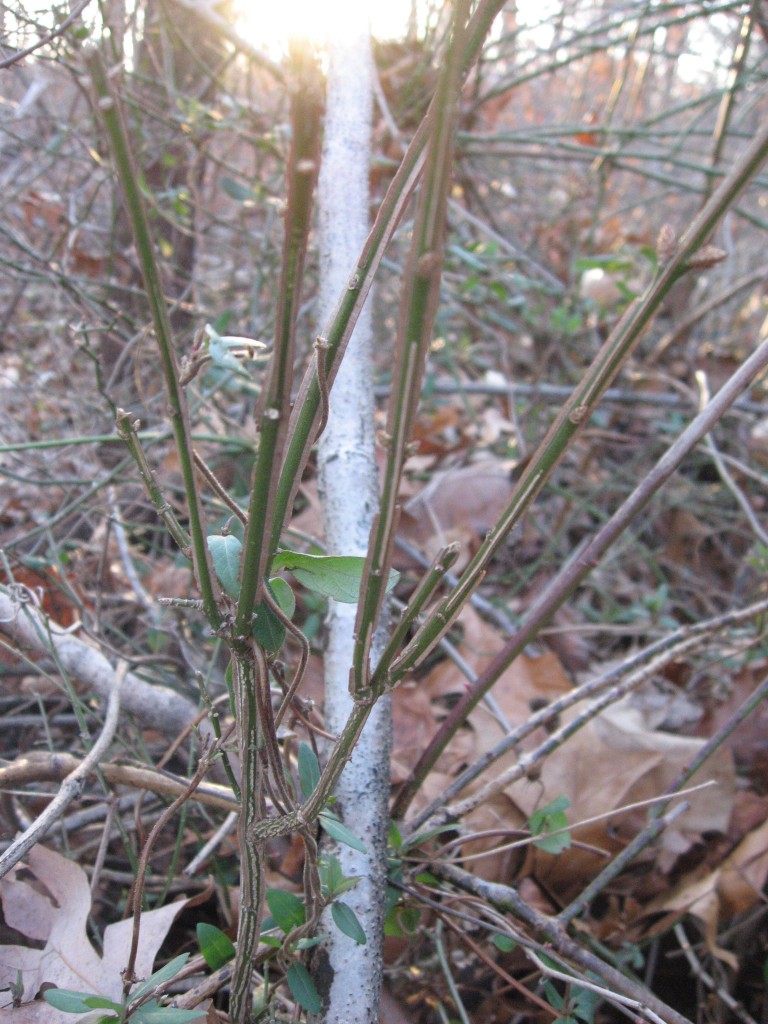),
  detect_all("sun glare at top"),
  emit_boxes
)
[234,0,419,52]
